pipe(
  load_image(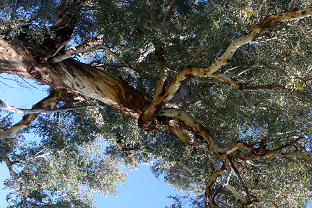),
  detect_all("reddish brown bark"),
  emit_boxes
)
[0,36,151,119]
